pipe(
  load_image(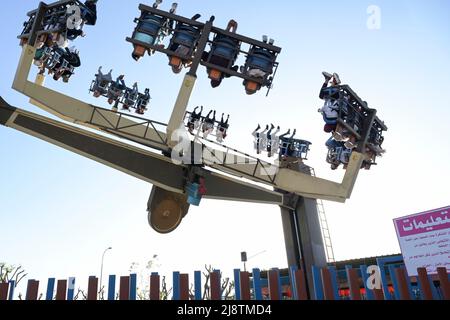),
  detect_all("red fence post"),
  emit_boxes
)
[239,272,251,300]
[0,283,9,301]
[210,271,221,301]
[119,276,130,300]
[346,268,362,301]
[268,270,280,301]
[55,280,67,300]
[87,276,99,301]
[437,267,450,300]
[25,280,39,300]
[294,269,308,300]
[394,268,411,300]
[150,274,160,300]
[180,274,190,300]
[417,268,433,300]
[321,268,335,300]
